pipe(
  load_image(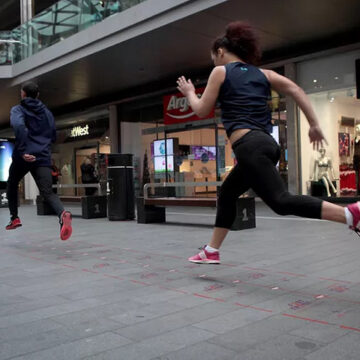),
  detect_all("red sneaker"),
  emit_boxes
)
[6,217,22,230]
[60,211,72,241]
[347,202,360,234]
[188,246,220,264]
